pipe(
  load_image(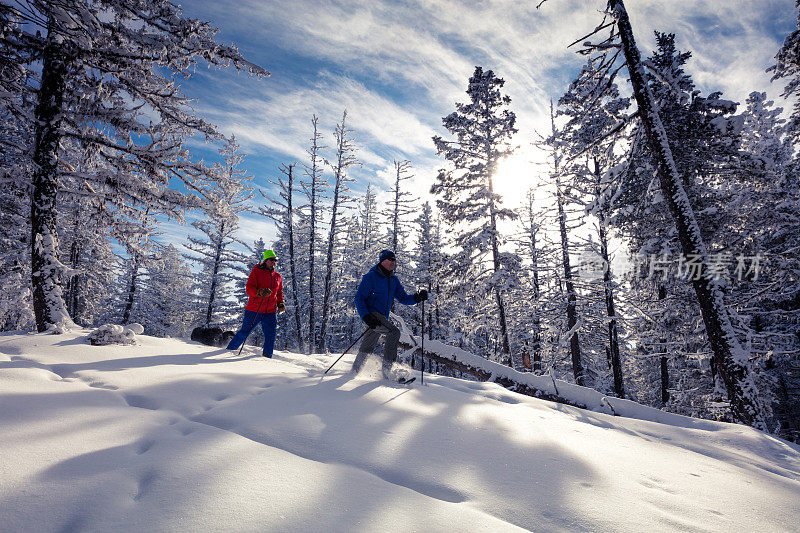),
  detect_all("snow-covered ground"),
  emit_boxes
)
[1,330,799,532]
